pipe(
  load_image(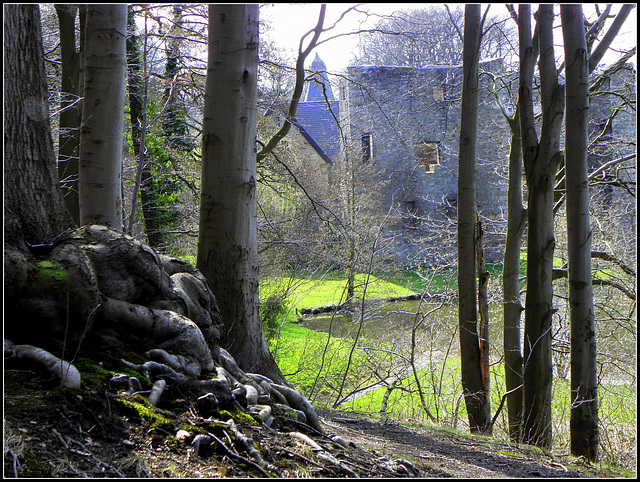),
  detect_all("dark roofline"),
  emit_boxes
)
[262,107,336,165]
[291,117,335,165]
